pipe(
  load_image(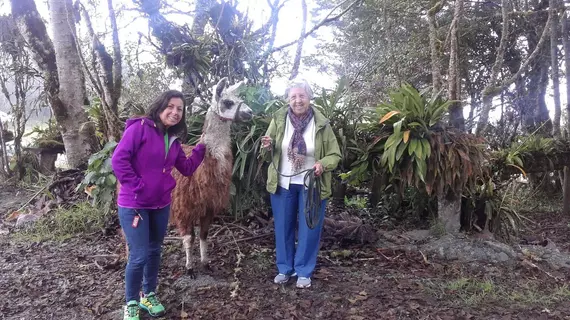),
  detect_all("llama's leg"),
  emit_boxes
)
[199,214,214,268]
[182,226,196,278]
